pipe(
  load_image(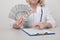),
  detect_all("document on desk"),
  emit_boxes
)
[21,28,55,36]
